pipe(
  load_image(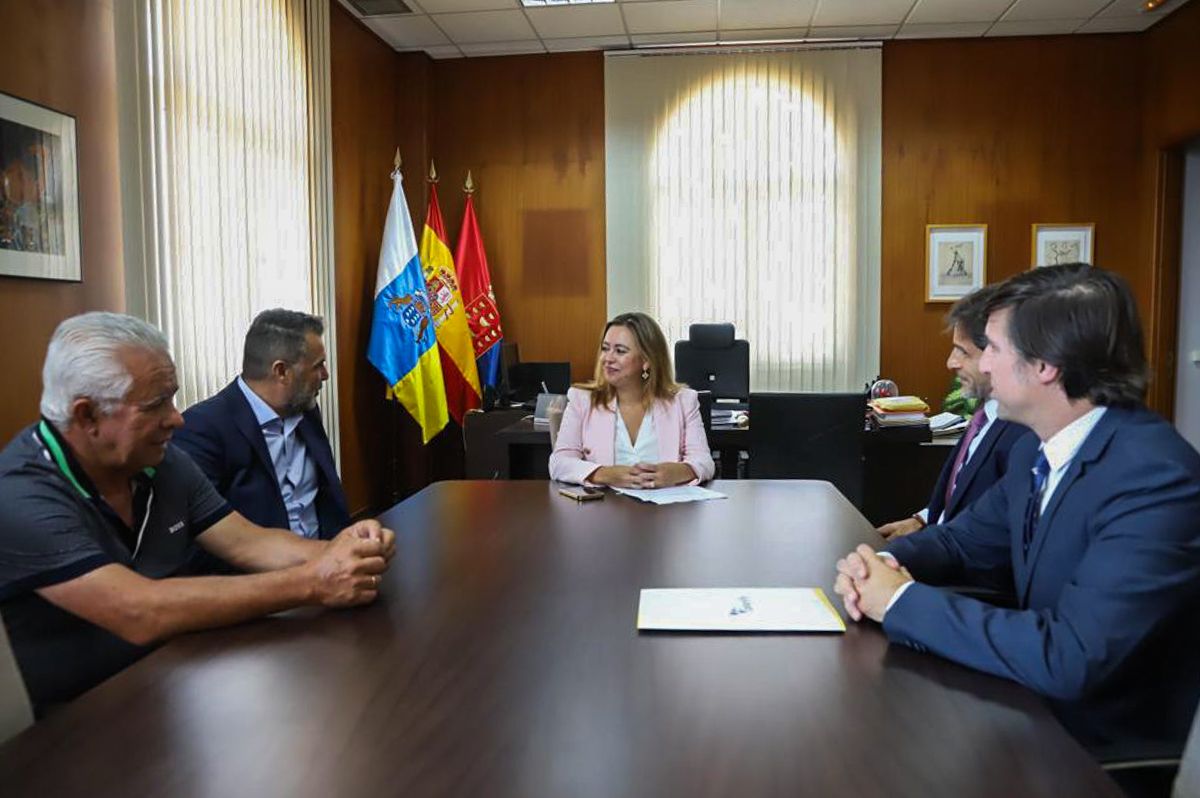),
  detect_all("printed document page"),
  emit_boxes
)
[637,588,846,632]
[612,486,727,505]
